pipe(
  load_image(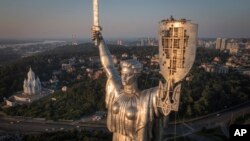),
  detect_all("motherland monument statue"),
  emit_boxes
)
[91,0,198,140]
